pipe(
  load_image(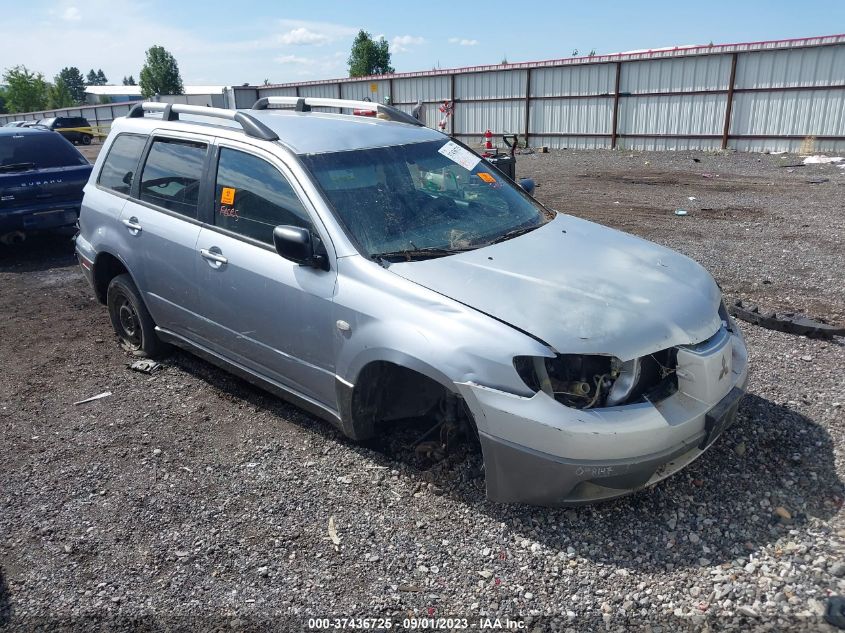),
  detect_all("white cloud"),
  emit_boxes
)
[449,37,479,46]
[62,6,81,21]
[275,54,313,65]
[0,4,353,87]
[277,19,357,45]
[391,35,425,53]
[278,27,330,46]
